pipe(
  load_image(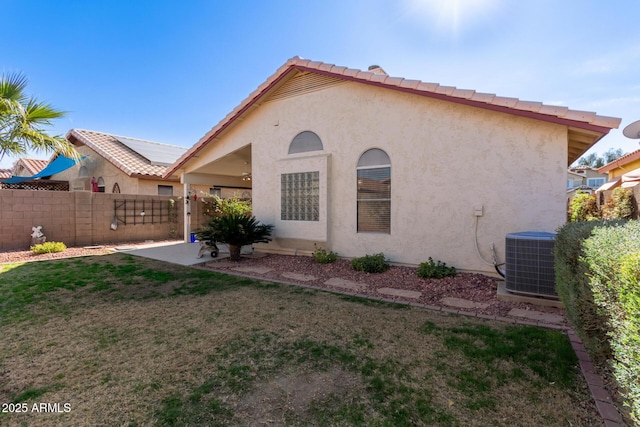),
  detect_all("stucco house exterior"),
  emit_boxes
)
[165,57,621,274]
[50,129,187,195]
